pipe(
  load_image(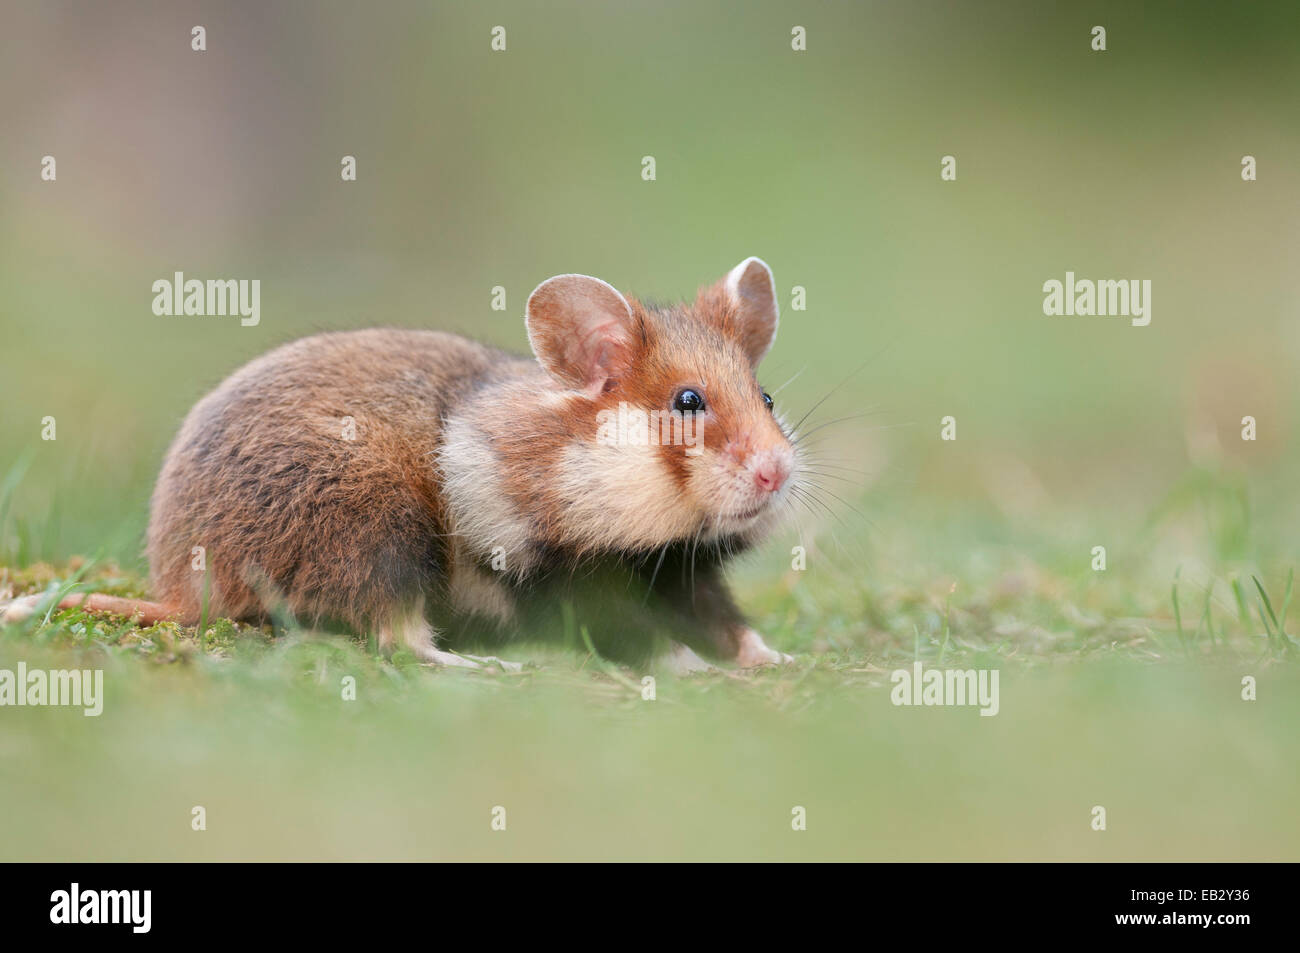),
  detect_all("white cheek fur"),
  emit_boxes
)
[438,413,538,573]
[553,438,701,551]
